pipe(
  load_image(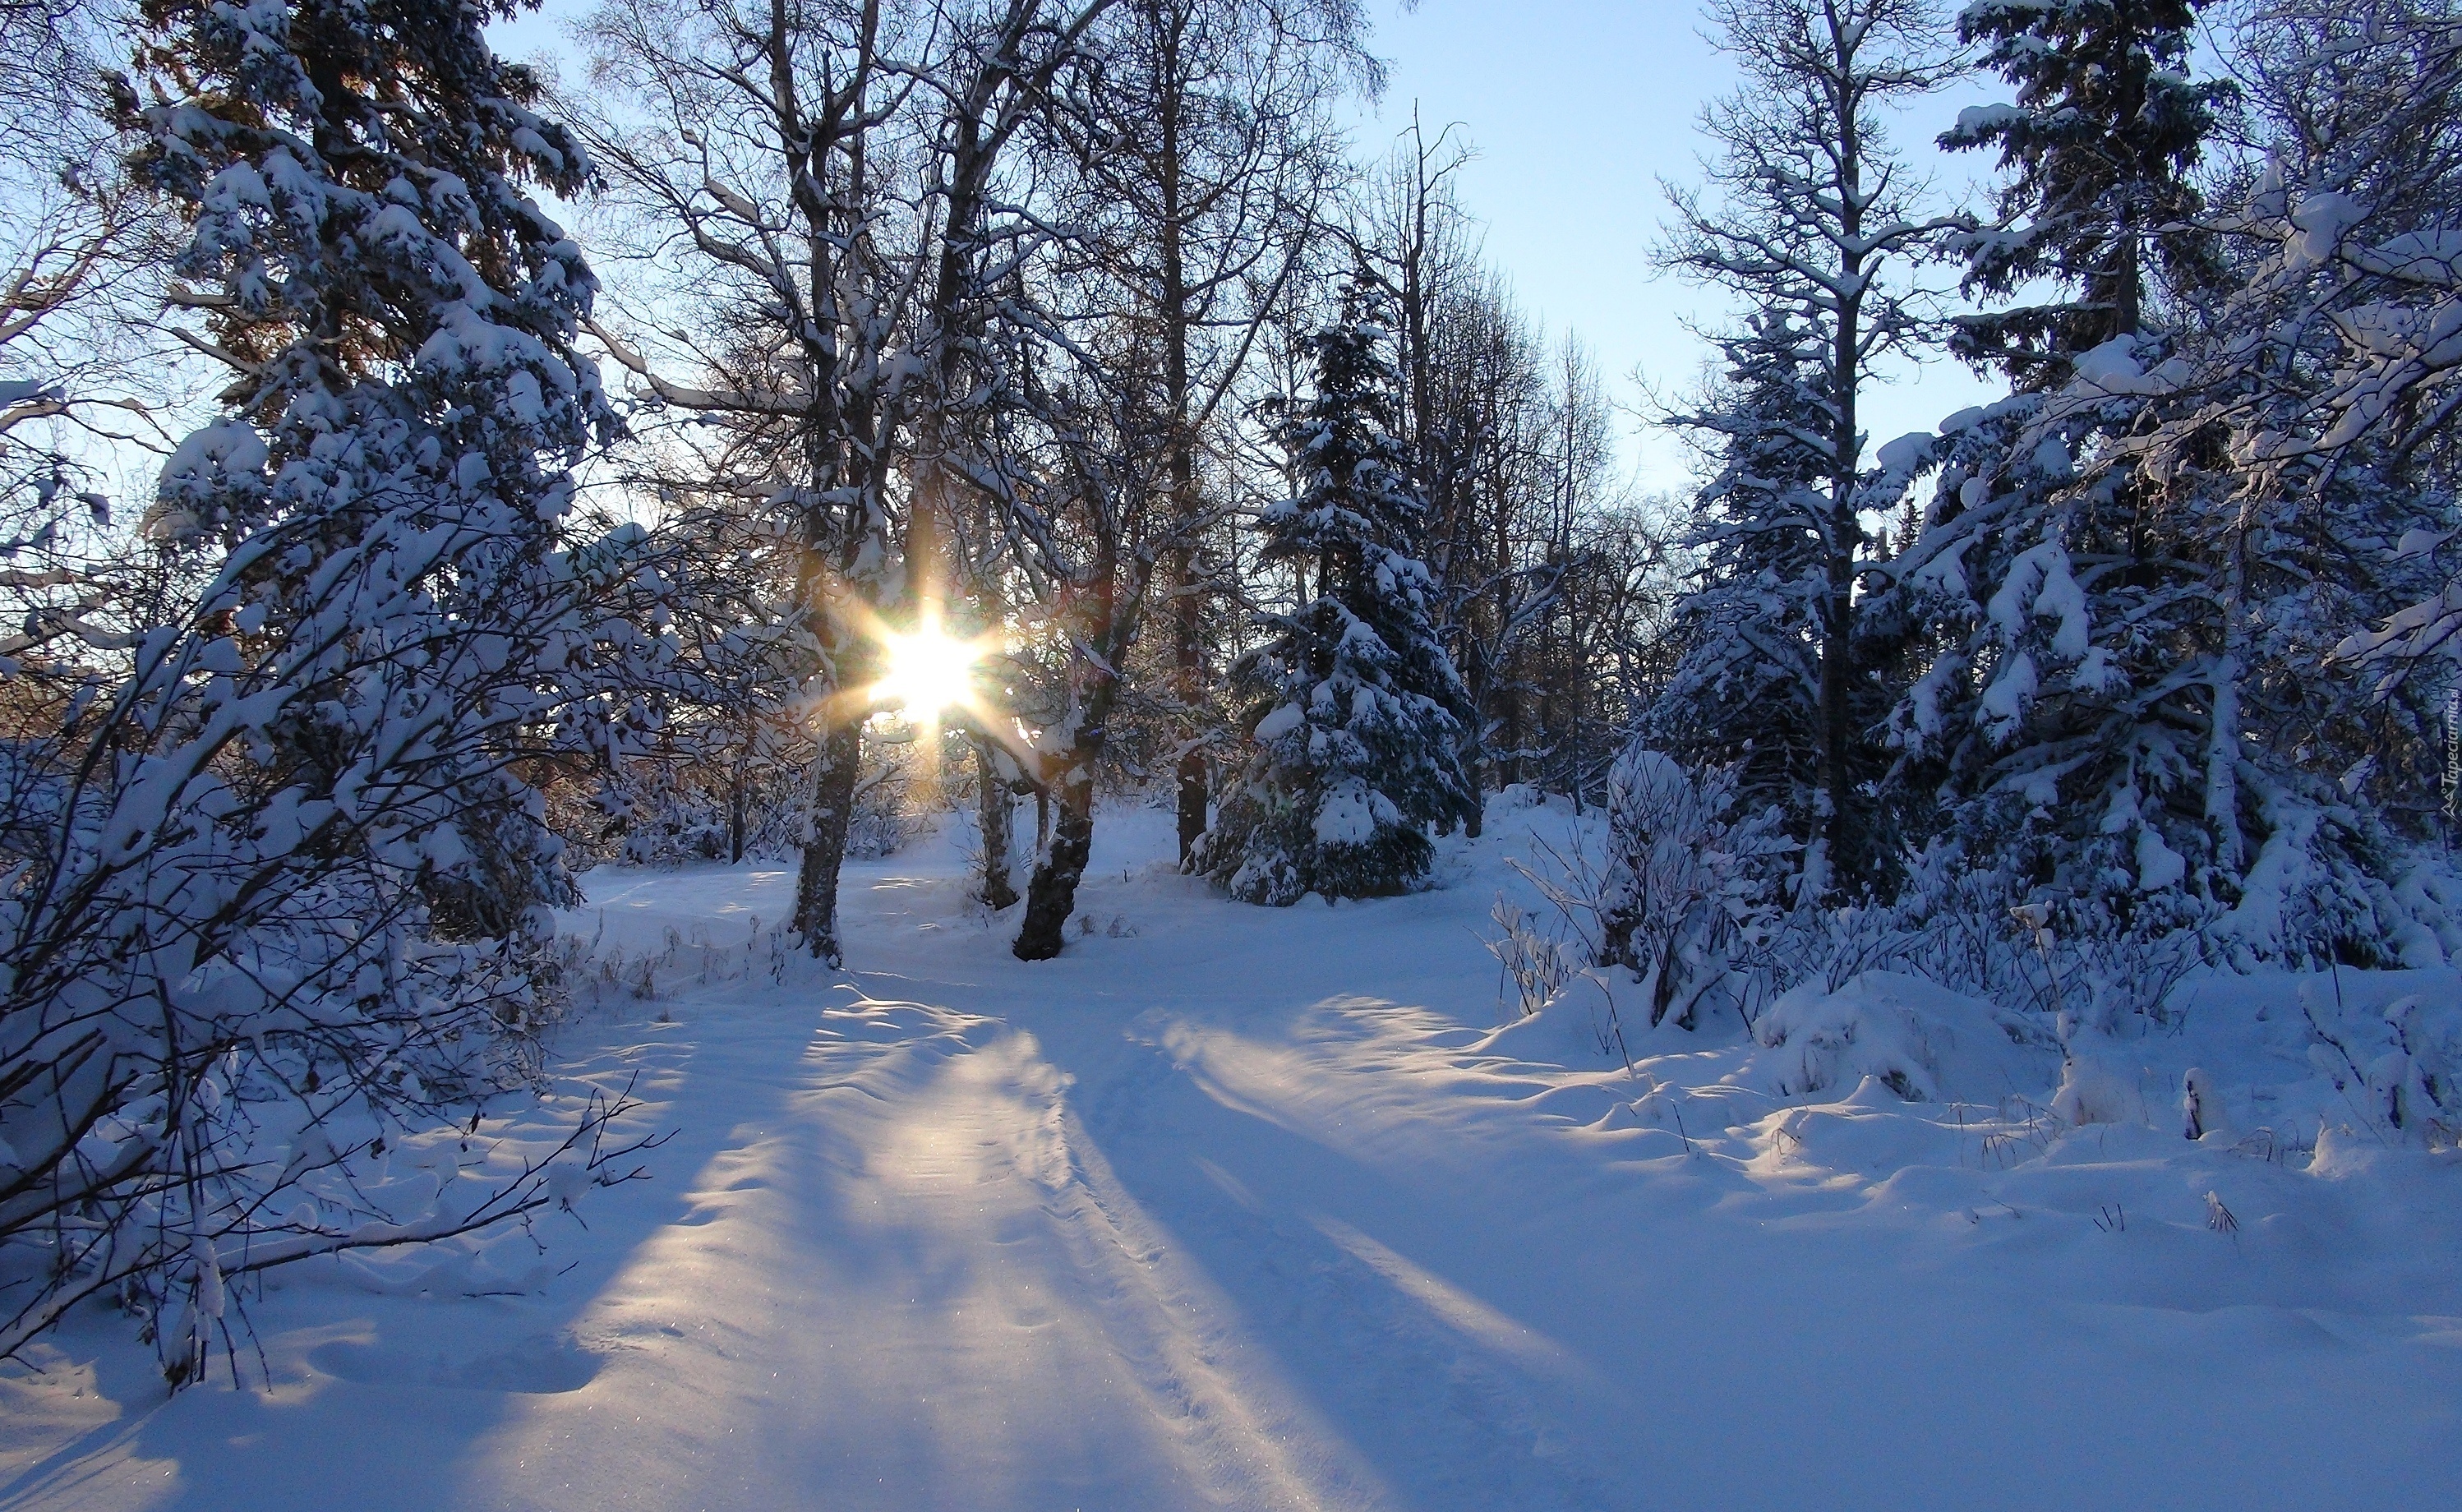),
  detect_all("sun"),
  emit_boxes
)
[874,618,984,717]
